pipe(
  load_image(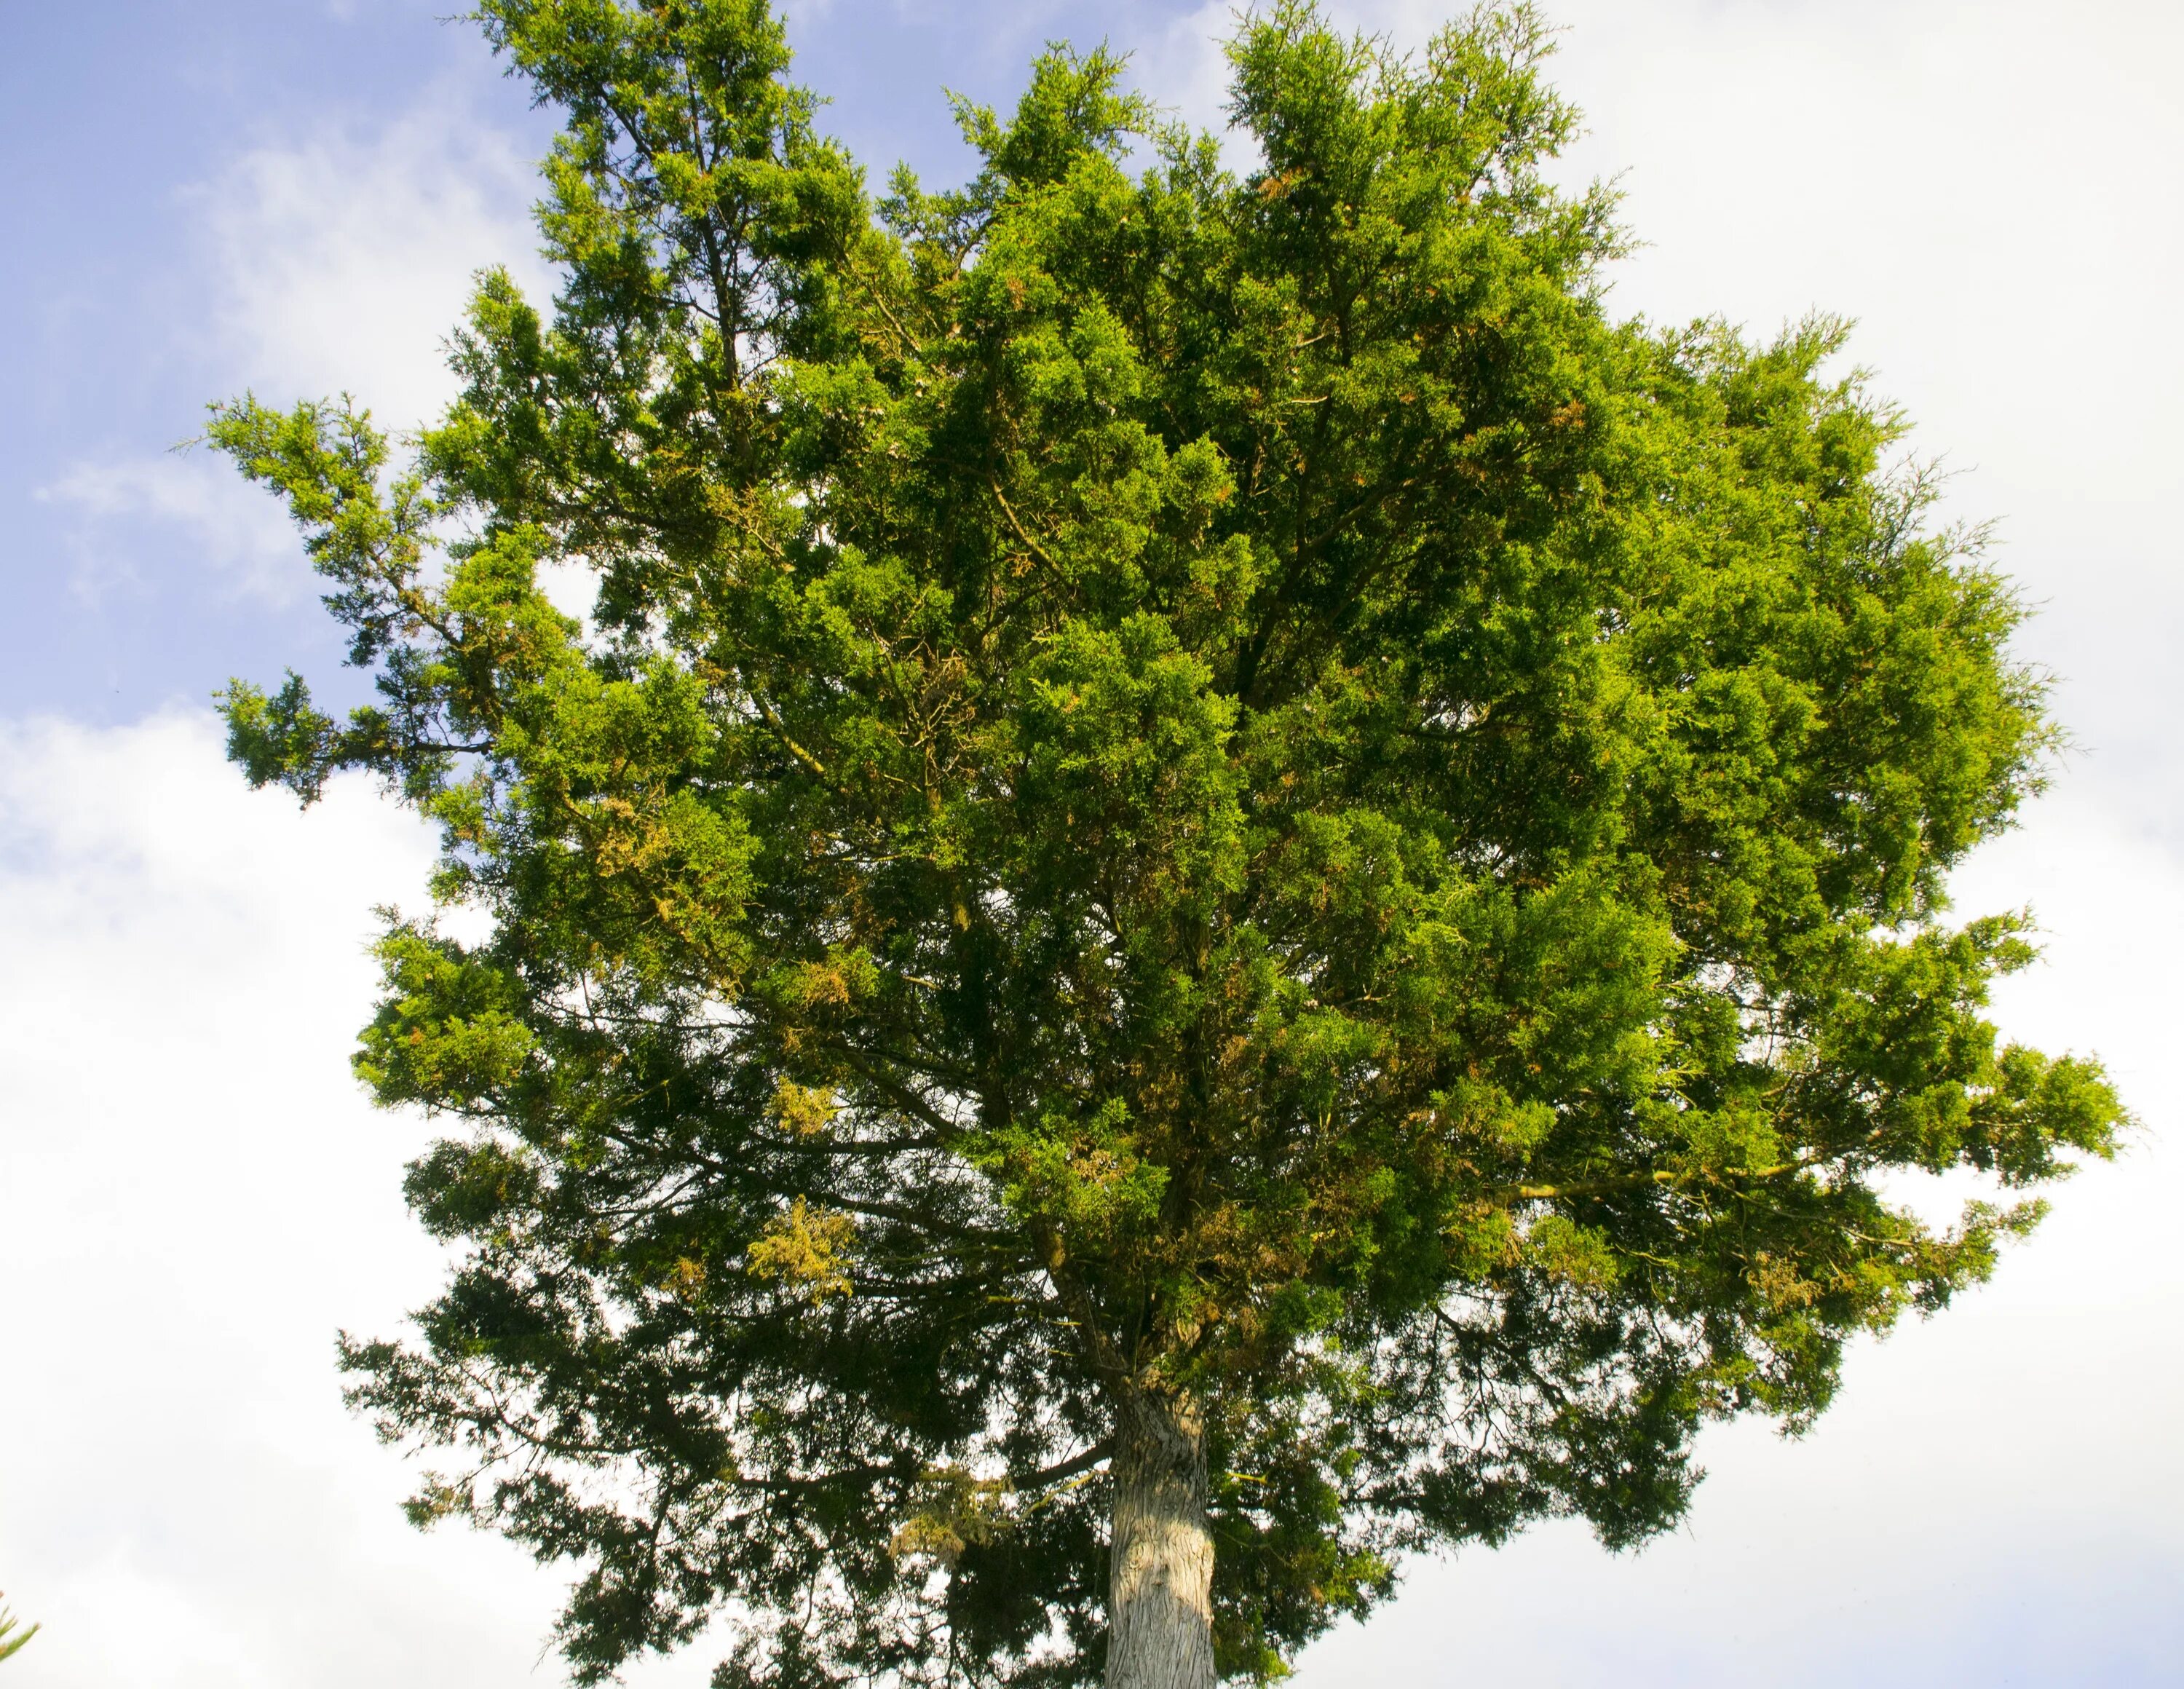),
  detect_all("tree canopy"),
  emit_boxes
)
[210,2,2125,1685]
